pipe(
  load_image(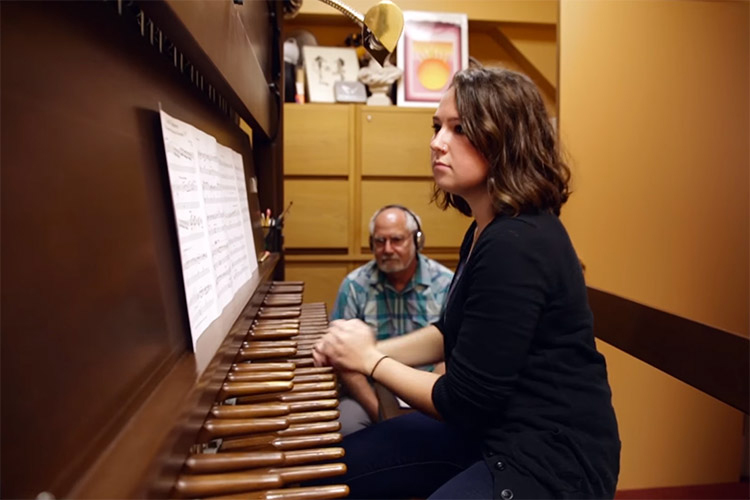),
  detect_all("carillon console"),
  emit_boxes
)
[172,282,348,499]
